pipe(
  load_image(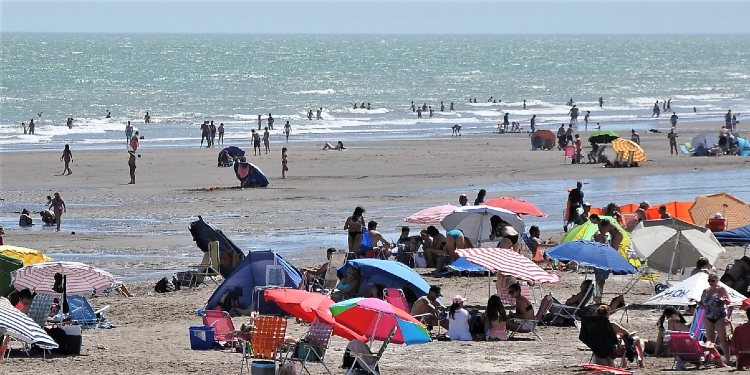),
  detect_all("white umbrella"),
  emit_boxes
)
[631,218,725,274]
[440,205,525,244]
[641,272,746,306]
[11,261,116,295]
[0,298,58,349]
